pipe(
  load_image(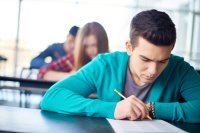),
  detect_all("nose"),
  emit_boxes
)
[147,62,158,77]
